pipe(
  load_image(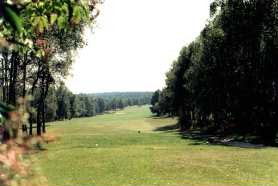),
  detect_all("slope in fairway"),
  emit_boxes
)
[38,106,278,186]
